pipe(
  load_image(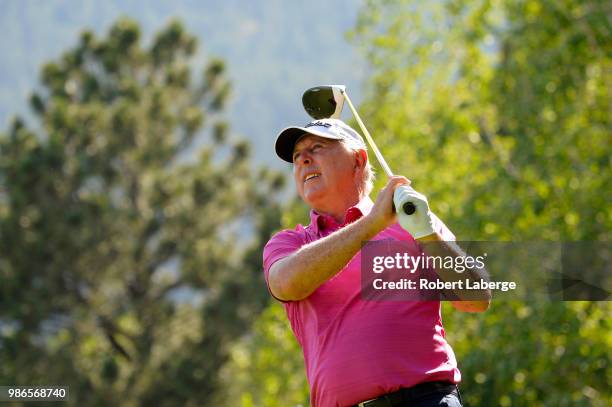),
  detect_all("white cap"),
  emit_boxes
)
[275,118,366,163]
